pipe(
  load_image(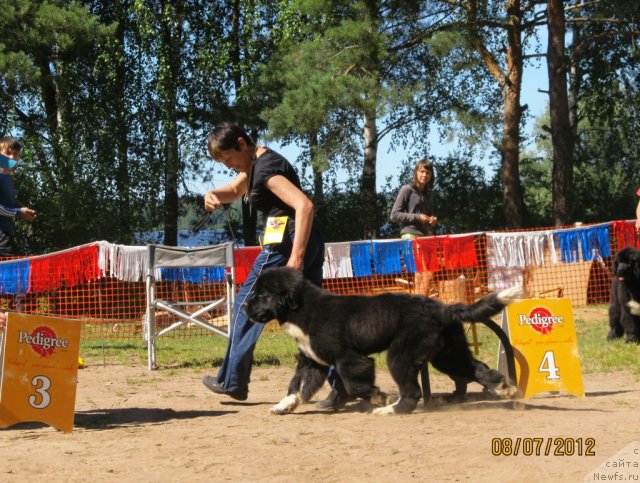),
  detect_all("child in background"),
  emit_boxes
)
[0,137,36,256]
